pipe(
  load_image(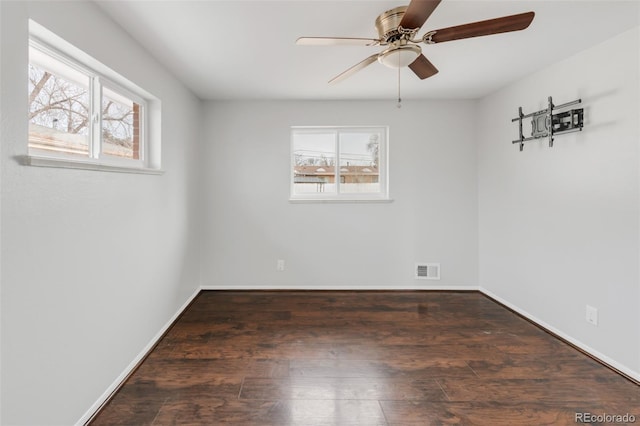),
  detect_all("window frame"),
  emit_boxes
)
[98,75,147,165]
[26,22,160,174]
[290,125,390,202]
